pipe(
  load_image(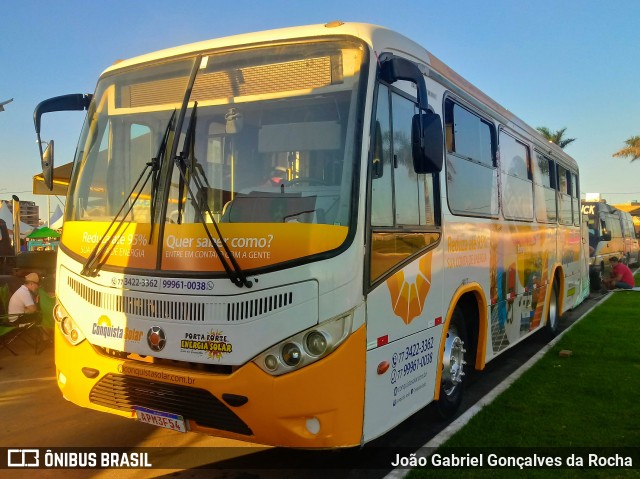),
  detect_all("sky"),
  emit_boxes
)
[1,0,639,224]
